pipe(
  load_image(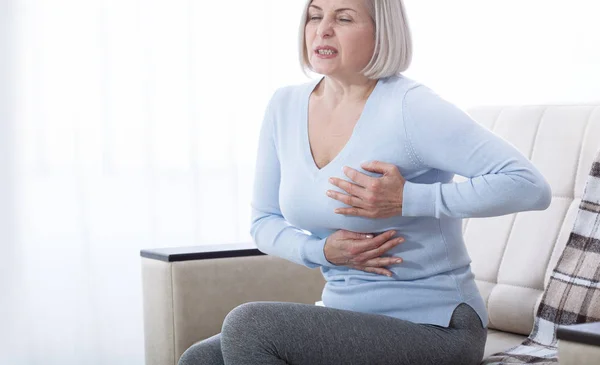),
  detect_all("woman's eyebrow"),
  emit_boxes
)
[308,5,357,13]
